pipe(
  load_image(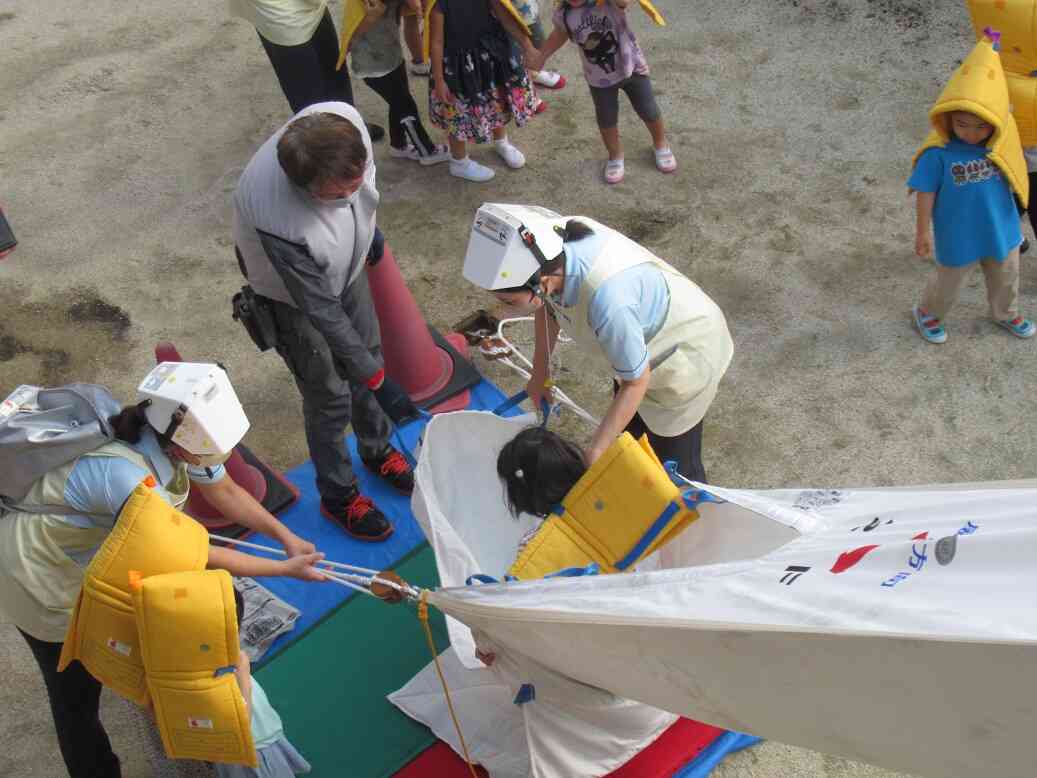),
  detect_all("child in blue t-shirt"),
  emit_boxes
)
[909,110,1034,343]
[215,590,311,778]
